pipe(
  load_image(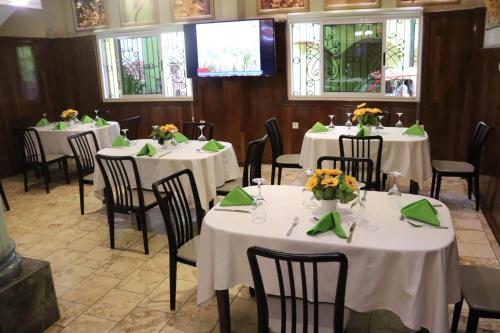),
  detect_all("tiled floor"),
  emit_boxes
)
[1,164,499,333]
